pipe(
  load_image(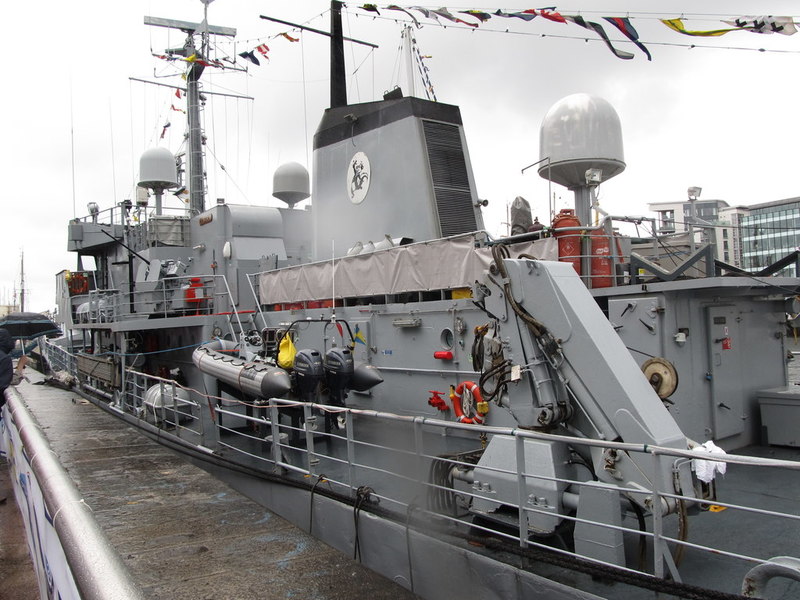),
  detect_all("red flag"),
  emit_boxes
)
[280,32,299,42]
[256,44,270,57]
[535,9,567,24]
[175,89,182,99]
